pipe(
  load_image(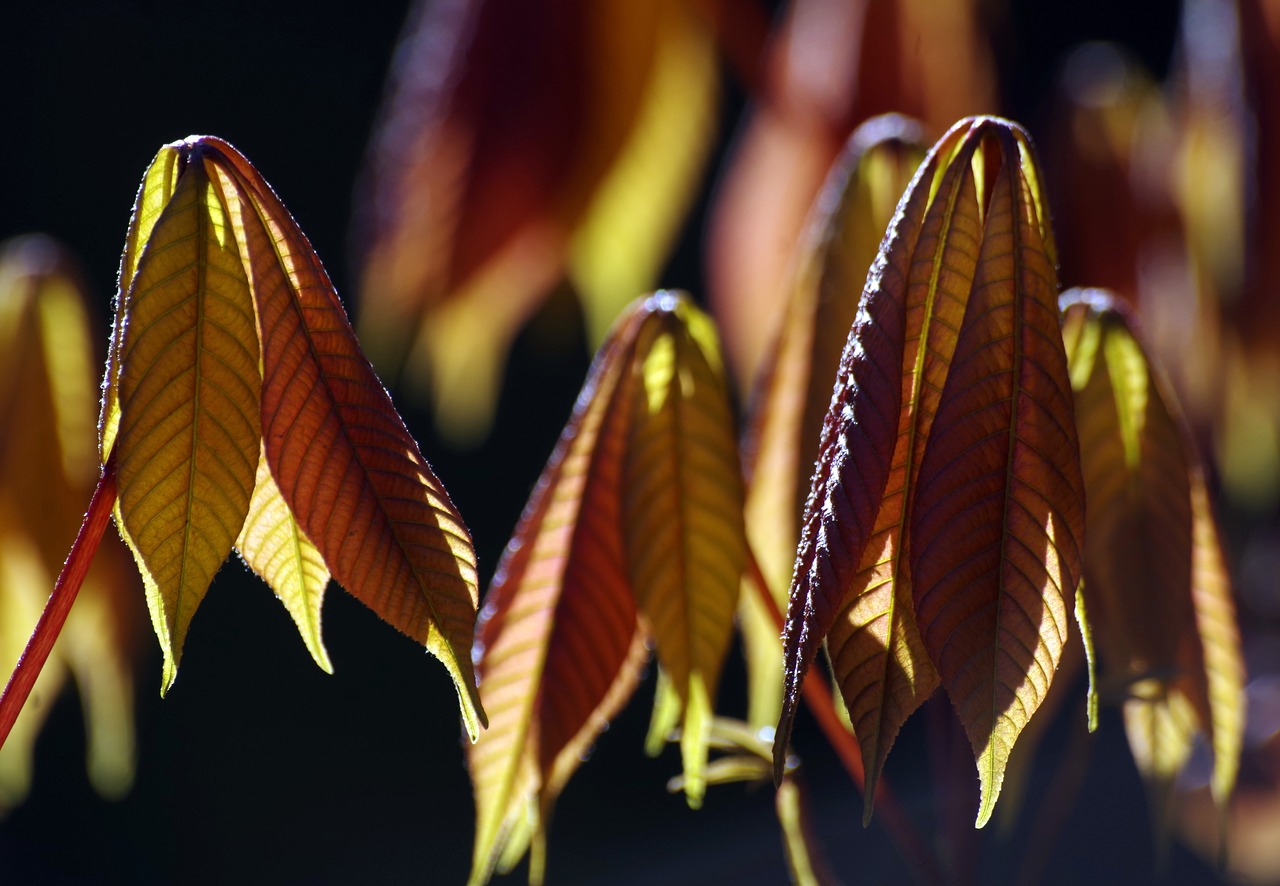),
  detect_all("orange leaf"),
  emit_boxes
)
[910,125,1084,827]
[356,0,716,442]
[468,302,650,885]
[204,139,485,737]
